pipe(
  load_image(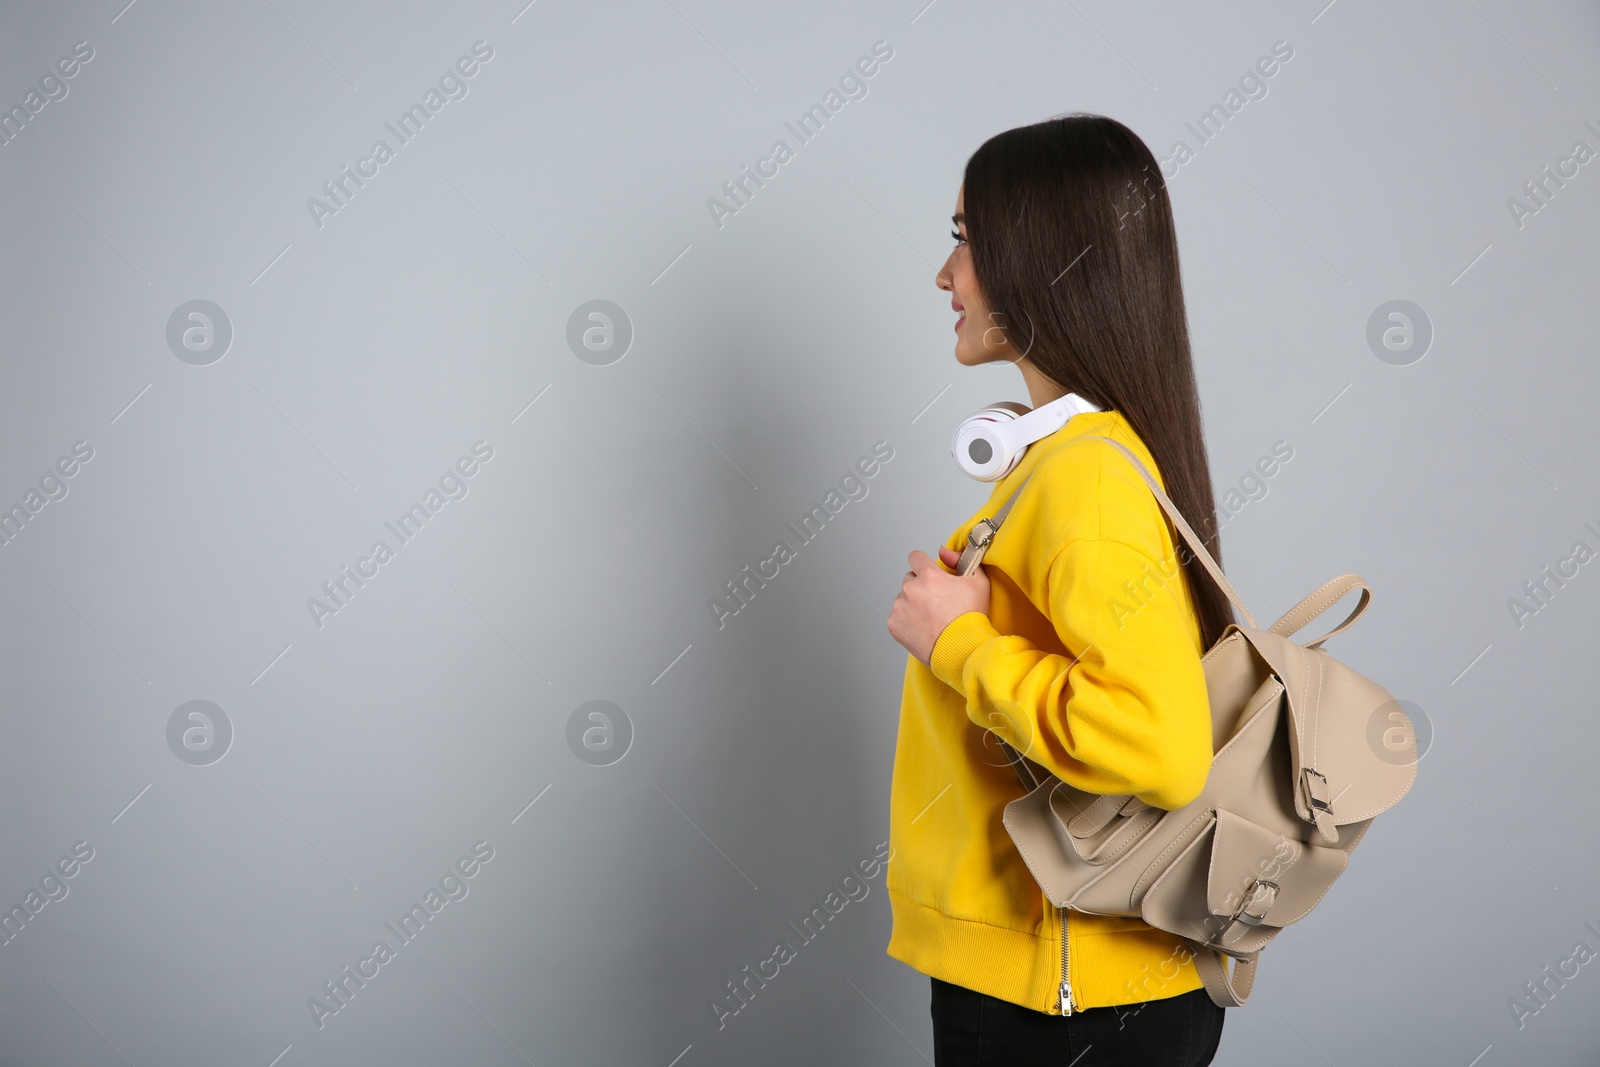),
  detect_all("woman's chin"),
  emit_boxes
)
[954,345,998,368]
